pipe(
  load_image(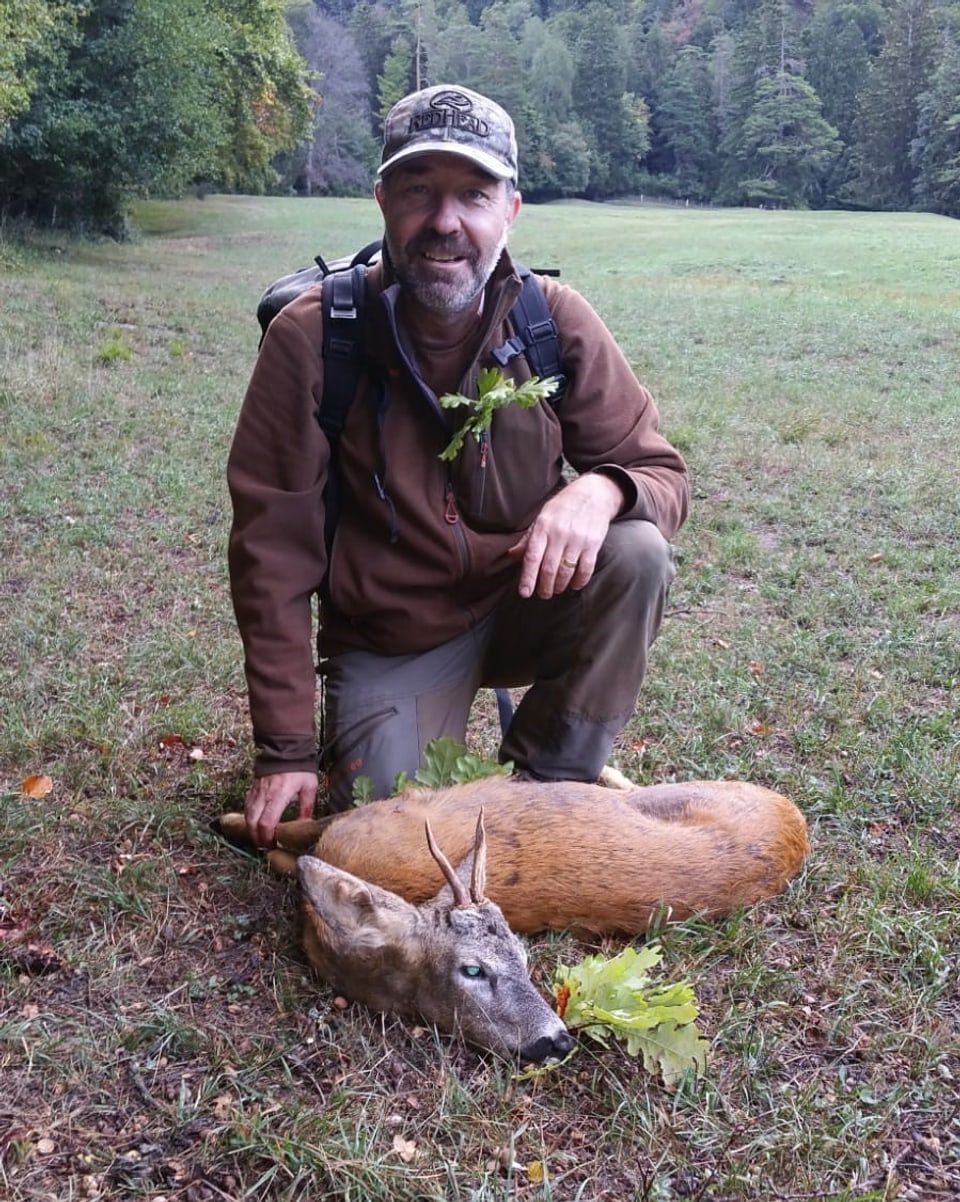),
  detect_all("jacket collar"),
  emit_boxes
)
[370,248,523,410]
